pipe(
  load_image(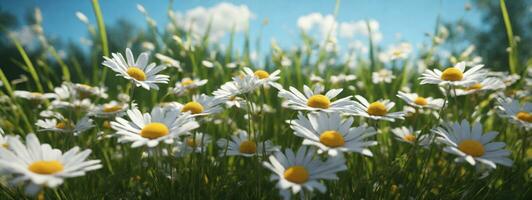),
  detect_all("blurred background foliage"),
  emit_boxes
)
[0,0,530,84]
